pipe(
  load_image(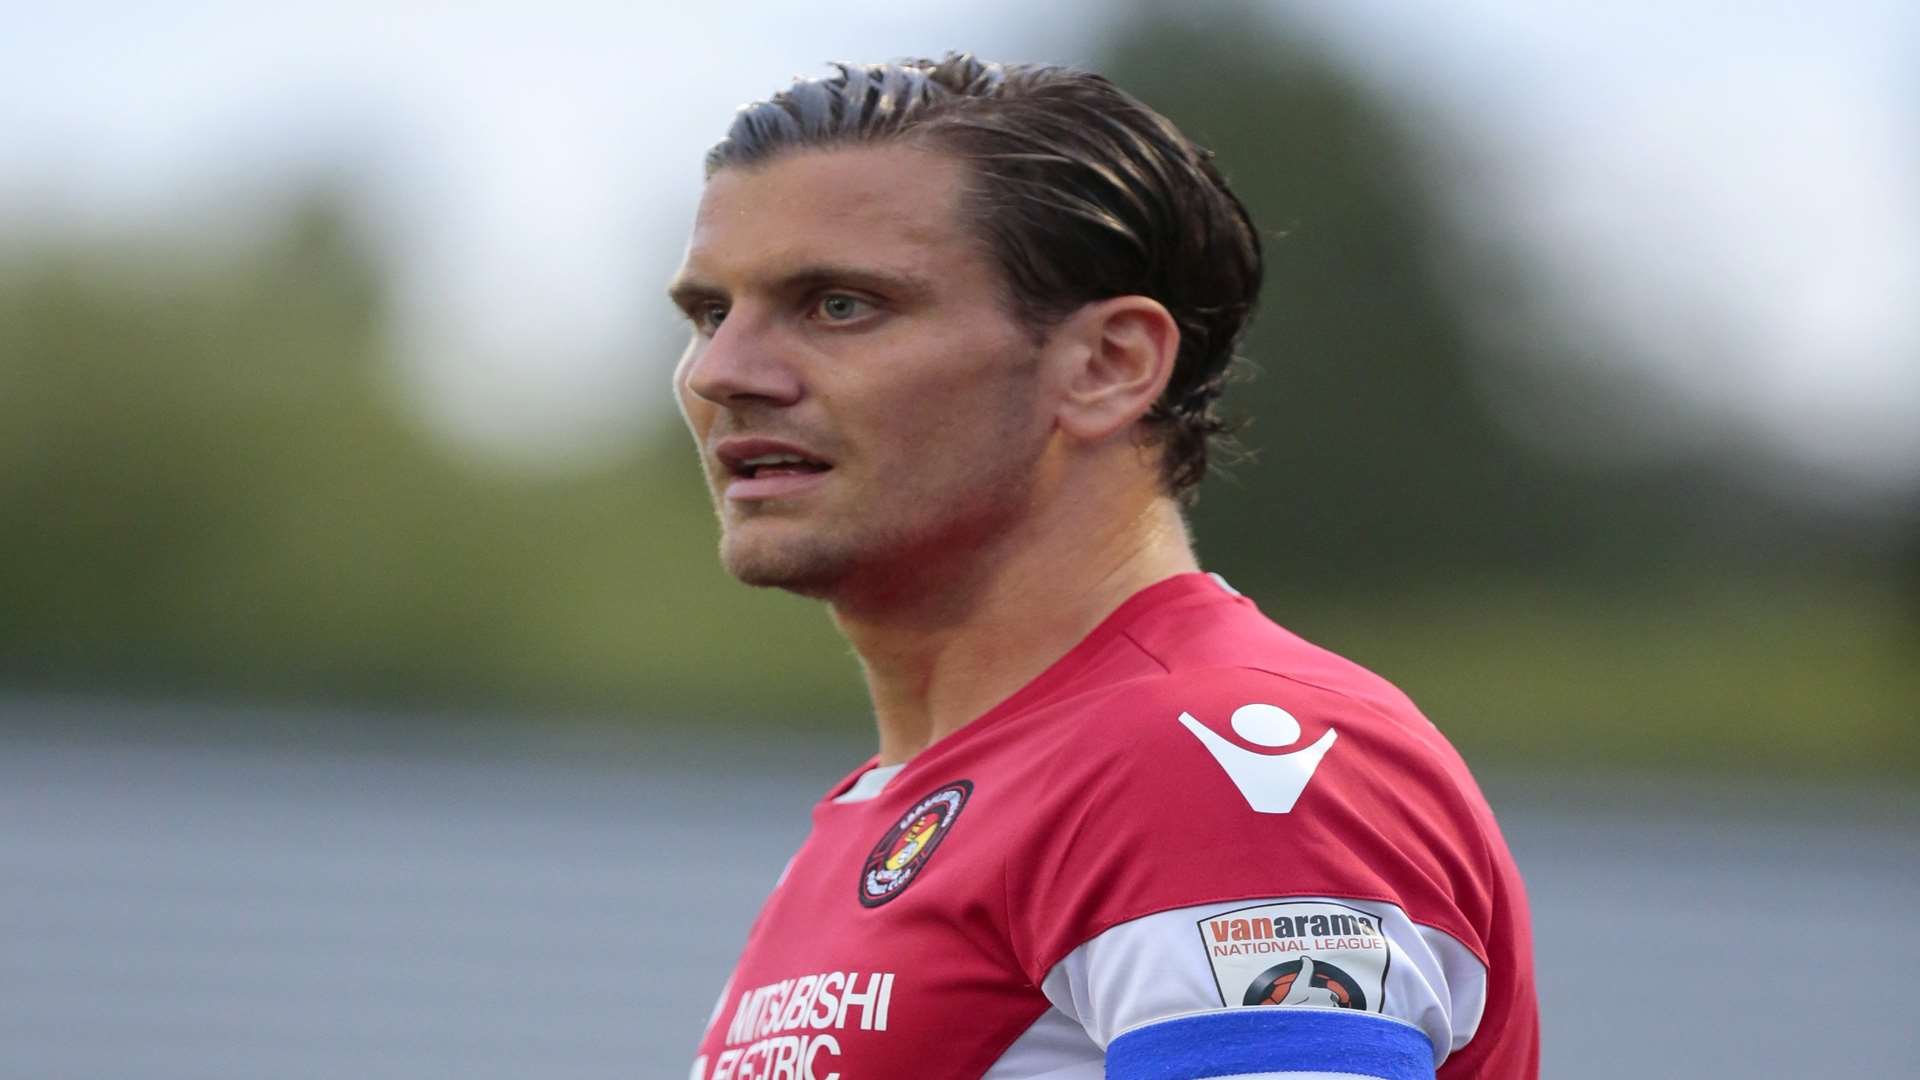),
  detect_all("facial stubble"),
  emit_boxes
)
[714,356,1048,601]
